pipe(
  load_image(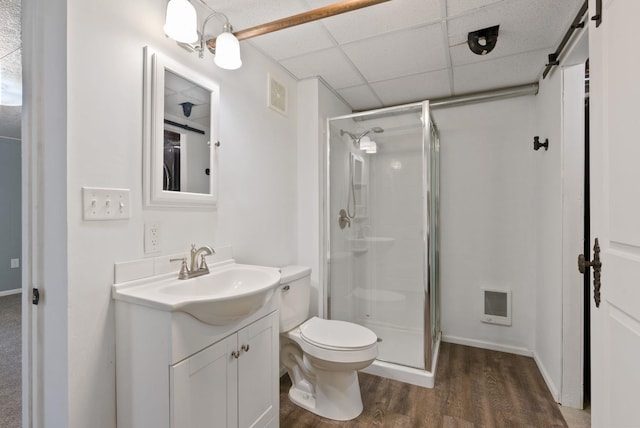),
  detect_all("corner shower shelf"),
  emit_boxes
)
[348,237,395,245]
[347,237,394,254]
